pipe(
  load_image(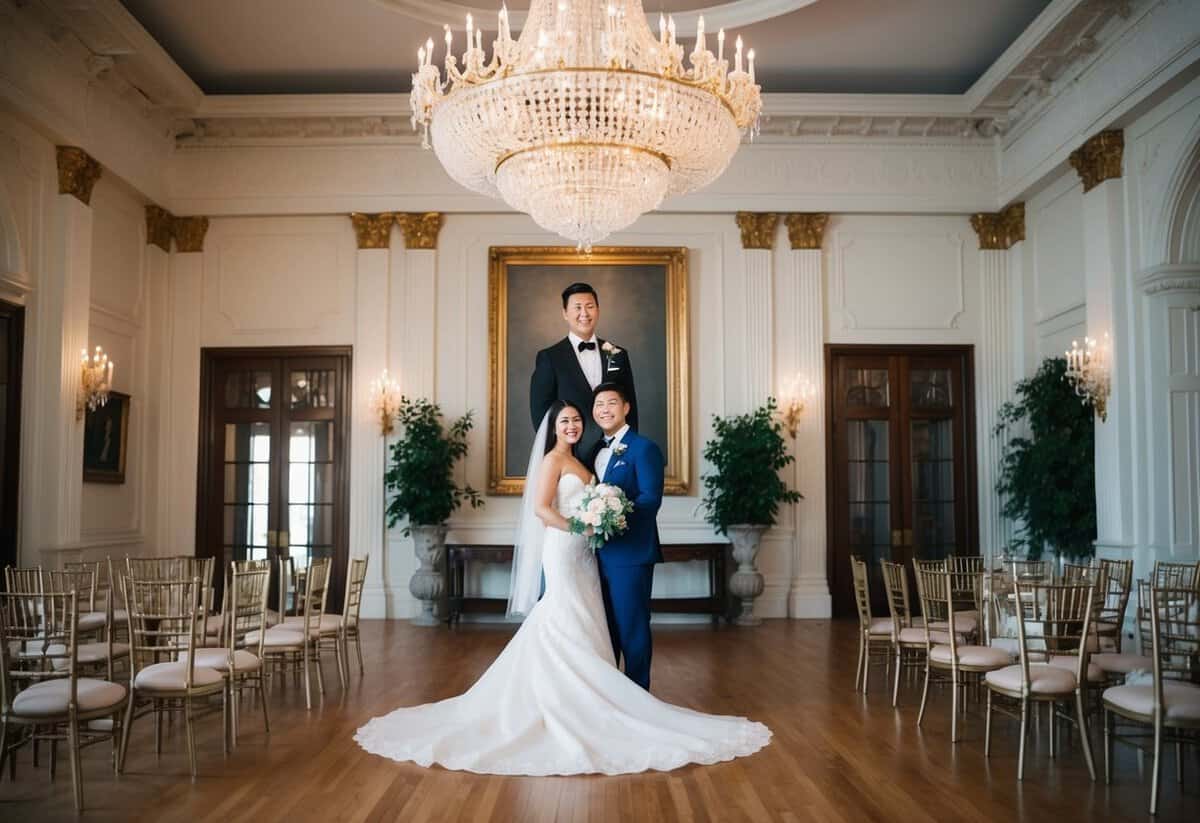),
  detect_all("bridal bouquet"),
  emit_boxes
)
[568,483,633,552]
